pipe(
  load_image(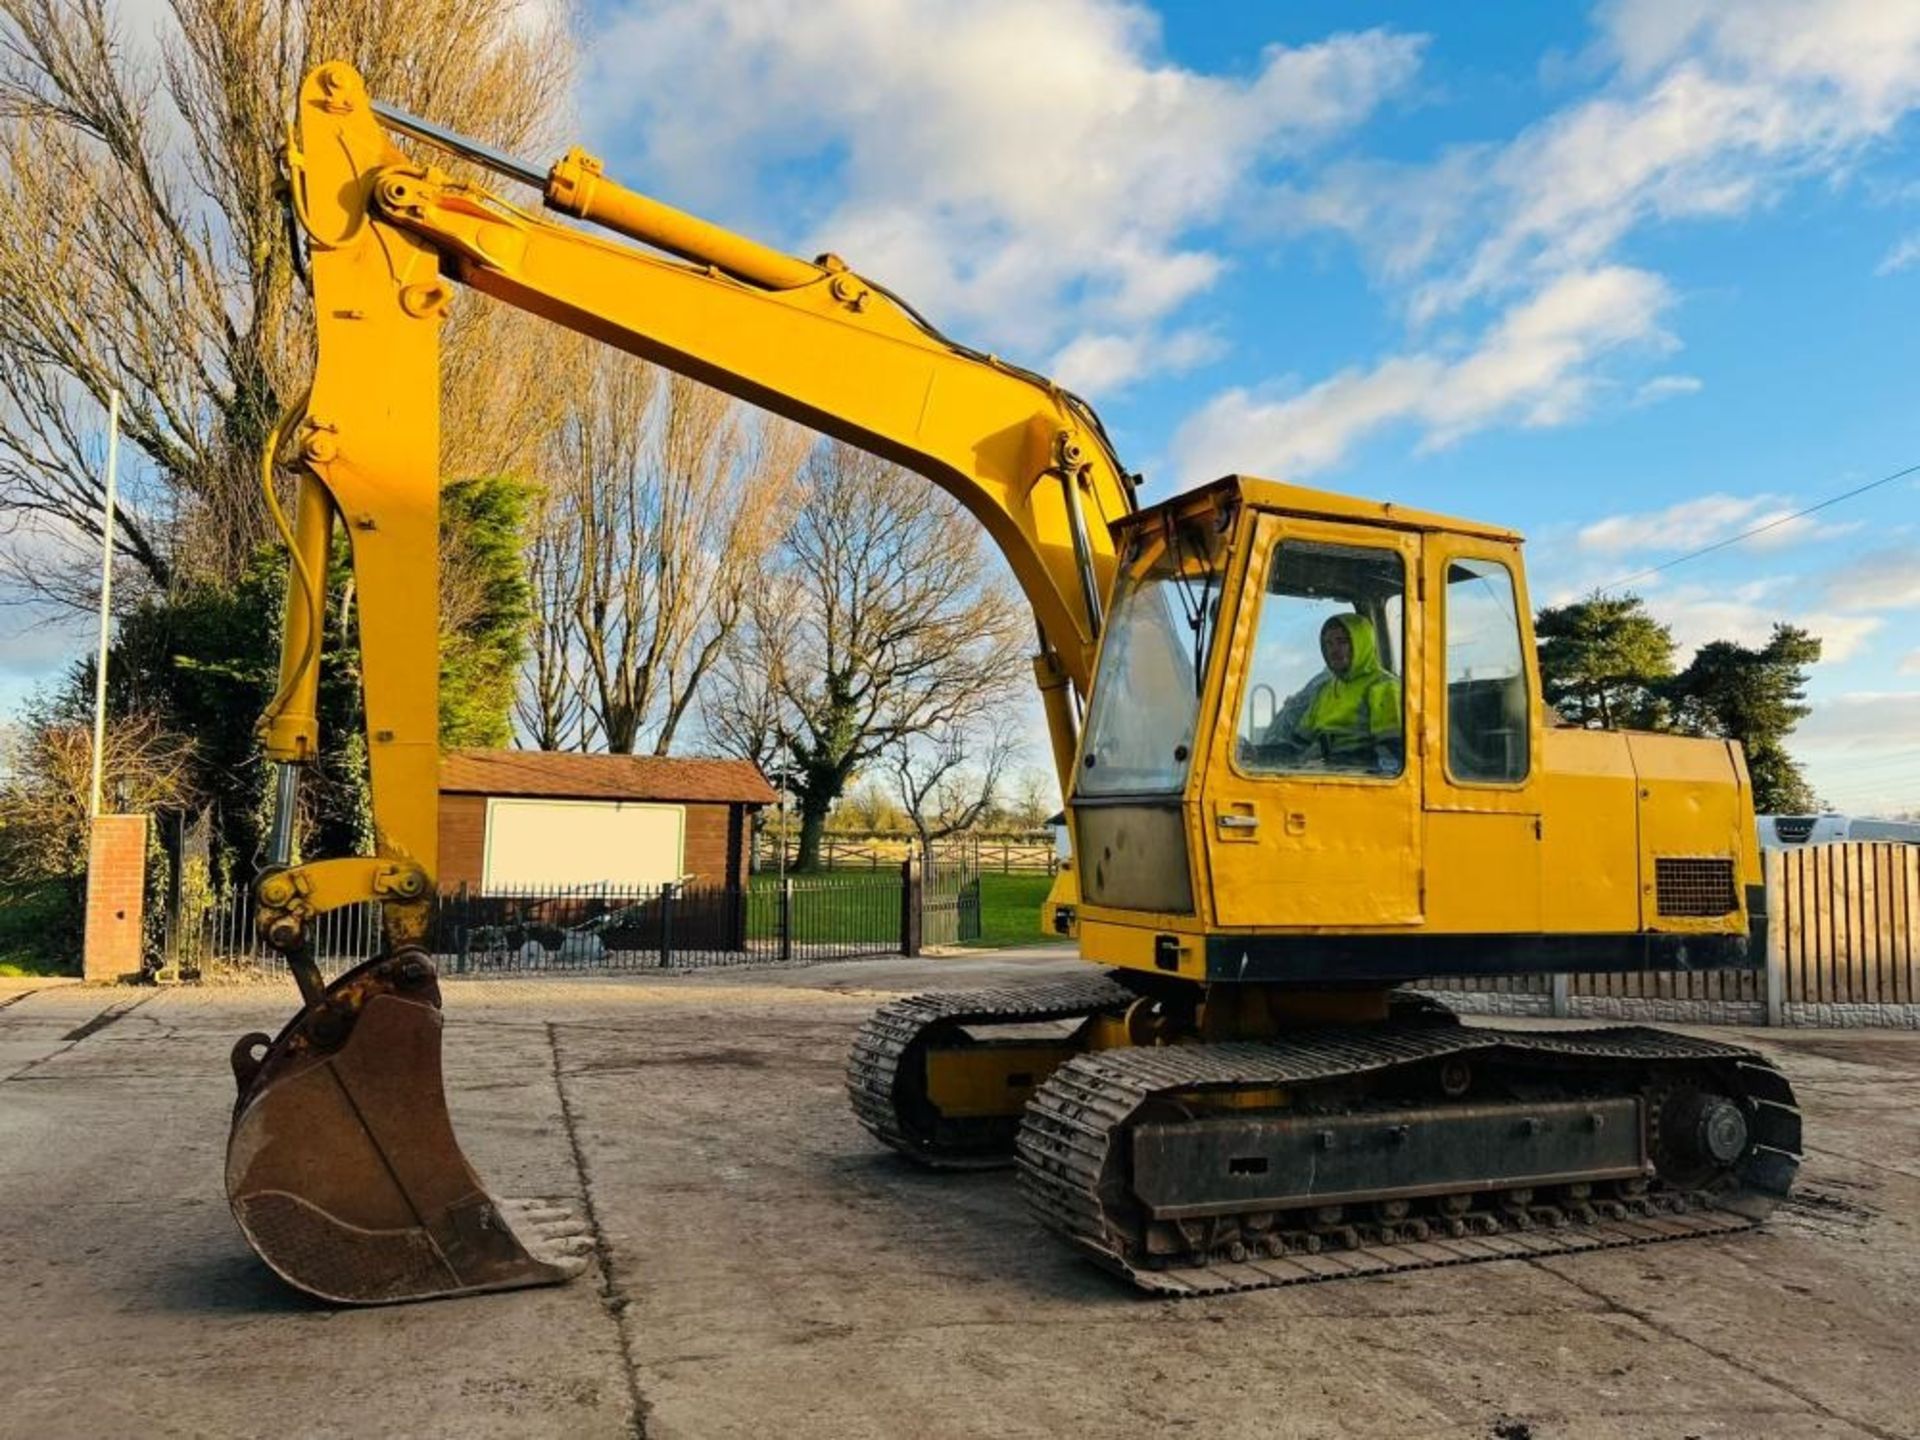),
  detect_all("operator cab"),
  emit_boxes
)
[1067,476,1544,982]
